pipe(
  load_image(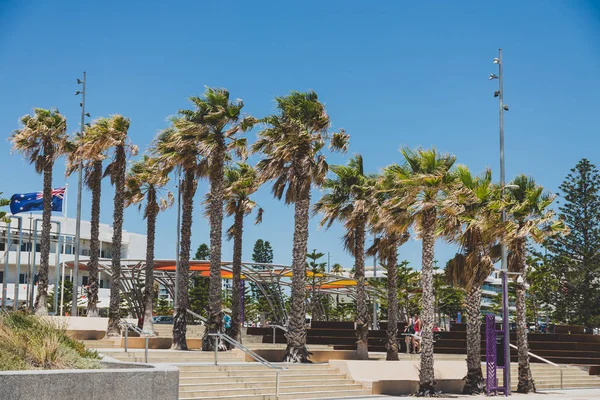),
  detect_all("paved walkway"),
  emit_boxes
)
[341,389,600,399]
